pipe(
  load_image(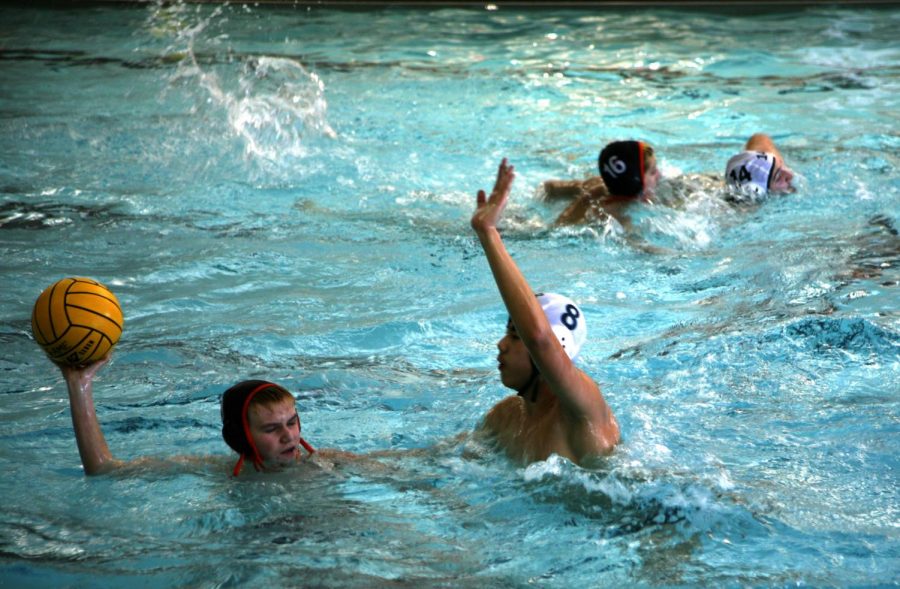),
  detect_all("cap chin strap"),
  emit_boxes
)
[765,155,777,191]
[516,359,542,404]
[232,454,248,478]
[299,437,316,455]
[231,383,317,477]
[637,141,646,195]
